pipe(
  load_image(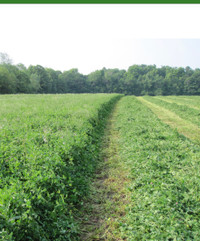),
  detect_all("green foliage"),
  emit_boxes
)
[0,52,199,95]
[184,70,200,95]
[0,66,16,94]
[0,94,122,240]
[59,69,87,93]
[45,68,62,94]
[29,73,41,93]
[115,96,200,240]
[28,65,52,93]
[87,69,106,93]
[15,70,30,93]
